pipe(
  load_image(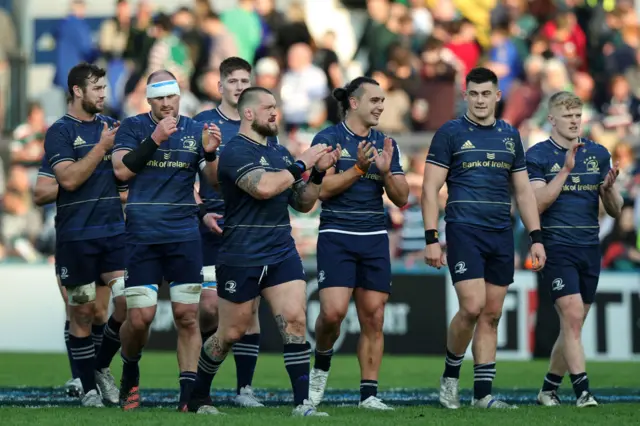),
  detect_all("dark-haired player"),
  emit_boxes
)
[422,67,546,409]
[43,62,127,407]
[192,57,269,407]
[34,154,129,402]
[527,91,622,408]
[189,87,339,417]
[112,70,221,412]
[308,77,408,410]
